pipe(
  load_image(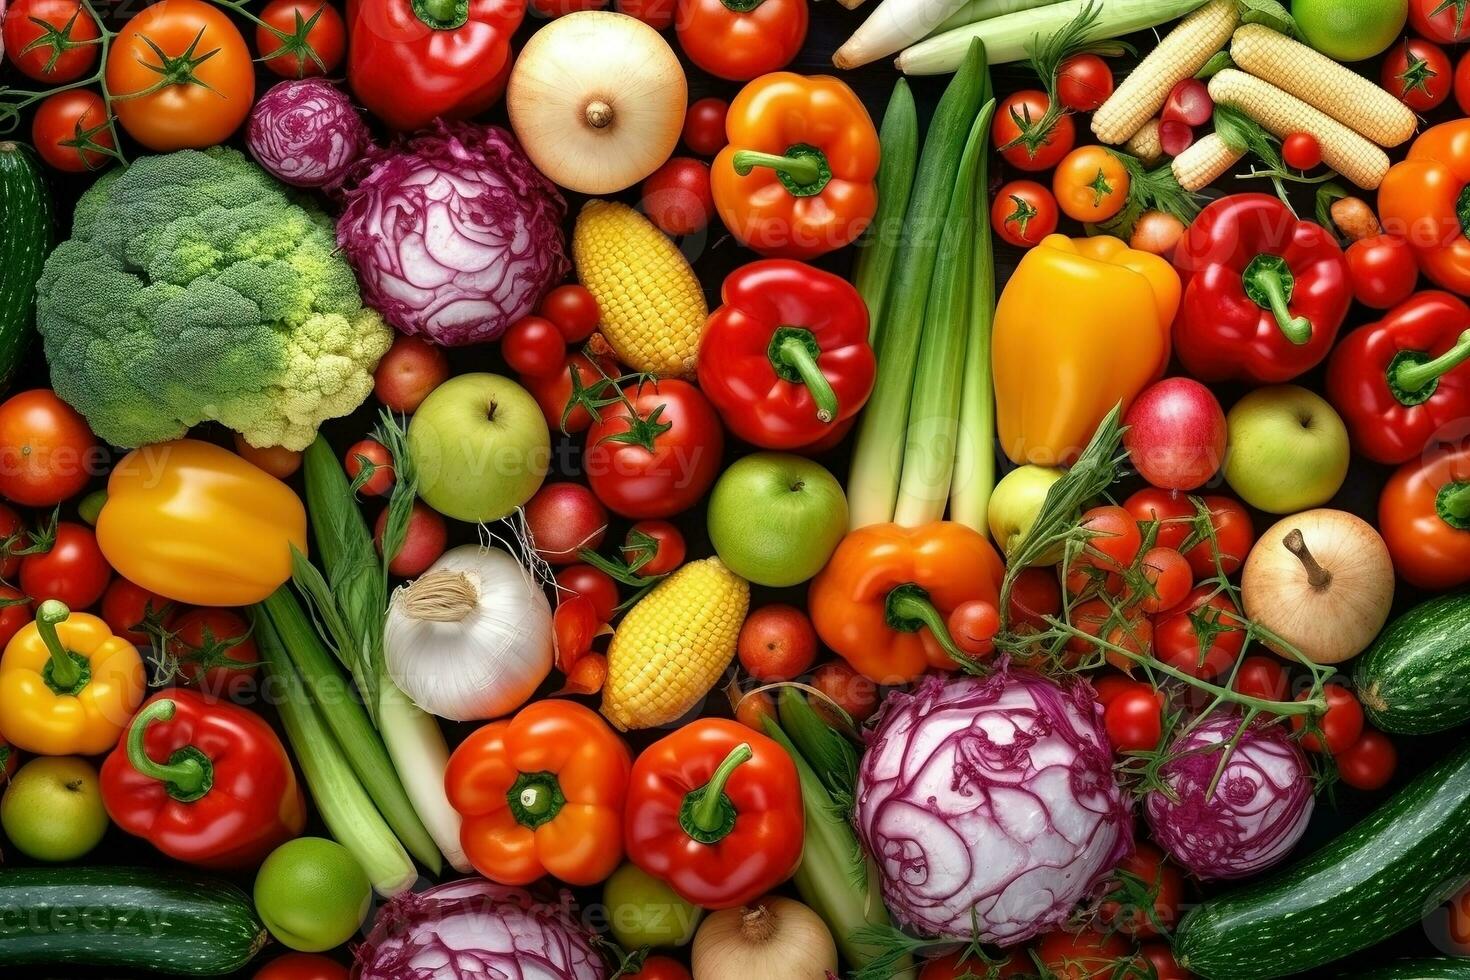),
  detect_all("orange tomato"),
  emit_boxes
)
[1052,146,1130,223]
